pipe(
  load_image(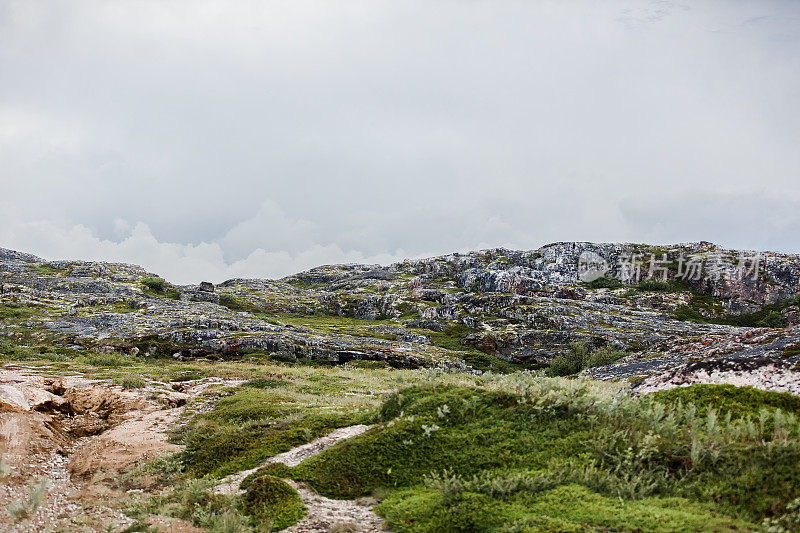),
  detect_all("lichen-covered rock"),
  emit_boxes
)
[2,242,799,373]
